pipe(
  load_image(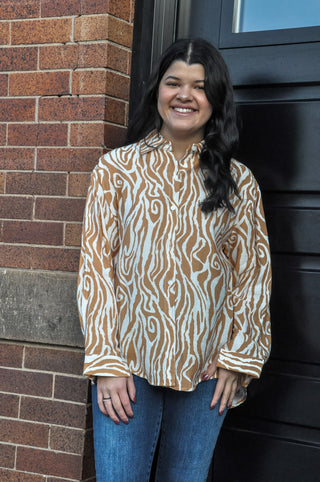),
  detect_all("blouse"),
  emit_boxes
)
[77,130,271,406]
